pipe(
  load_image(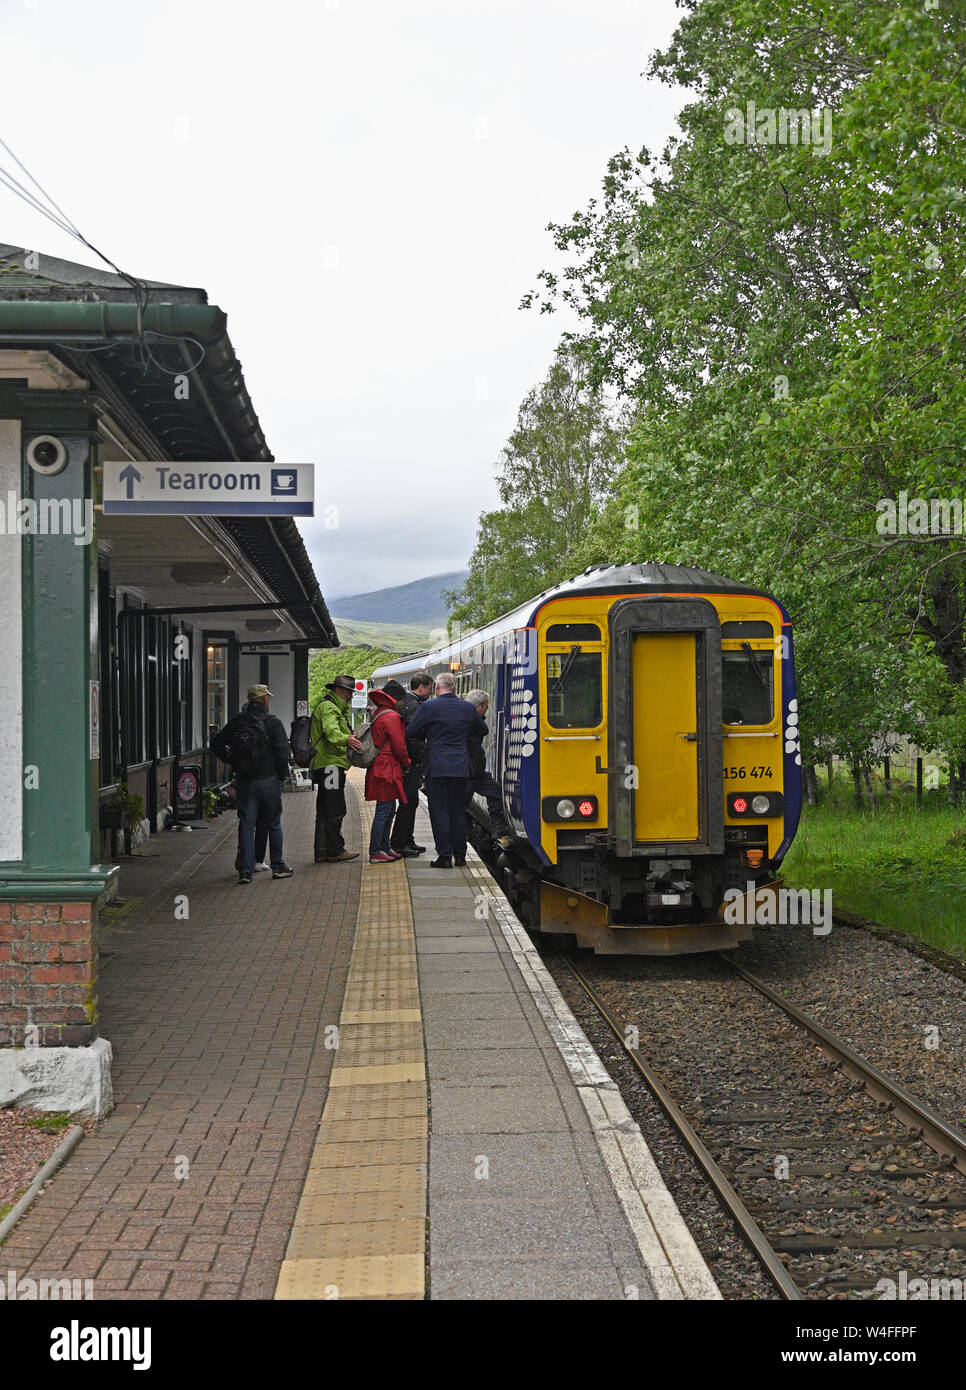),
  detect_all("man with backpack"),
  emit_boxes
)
[211,684,296,885]
[309,675,363,863]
